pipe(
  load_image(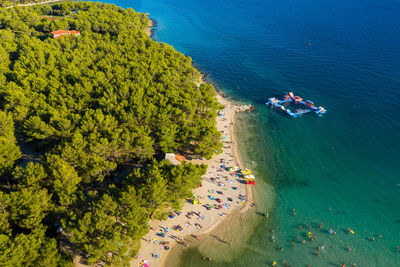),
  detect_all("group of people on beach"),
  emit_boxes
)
[147,162,247,261]
[134,102,250,266]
